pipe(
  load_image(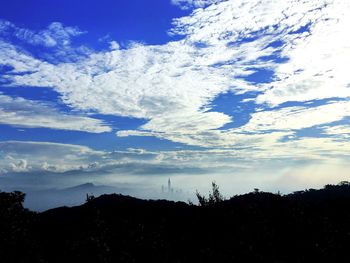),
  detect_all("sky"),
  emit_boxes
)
[1,0,350,209]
